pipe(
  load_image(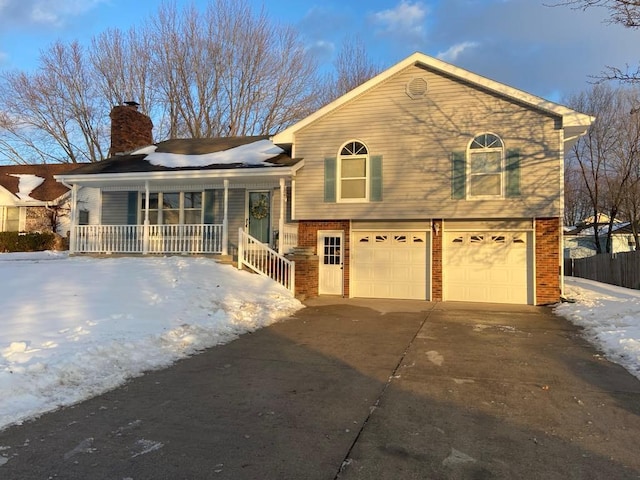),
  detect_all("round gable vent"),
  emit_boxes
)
[406,77,428,99]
